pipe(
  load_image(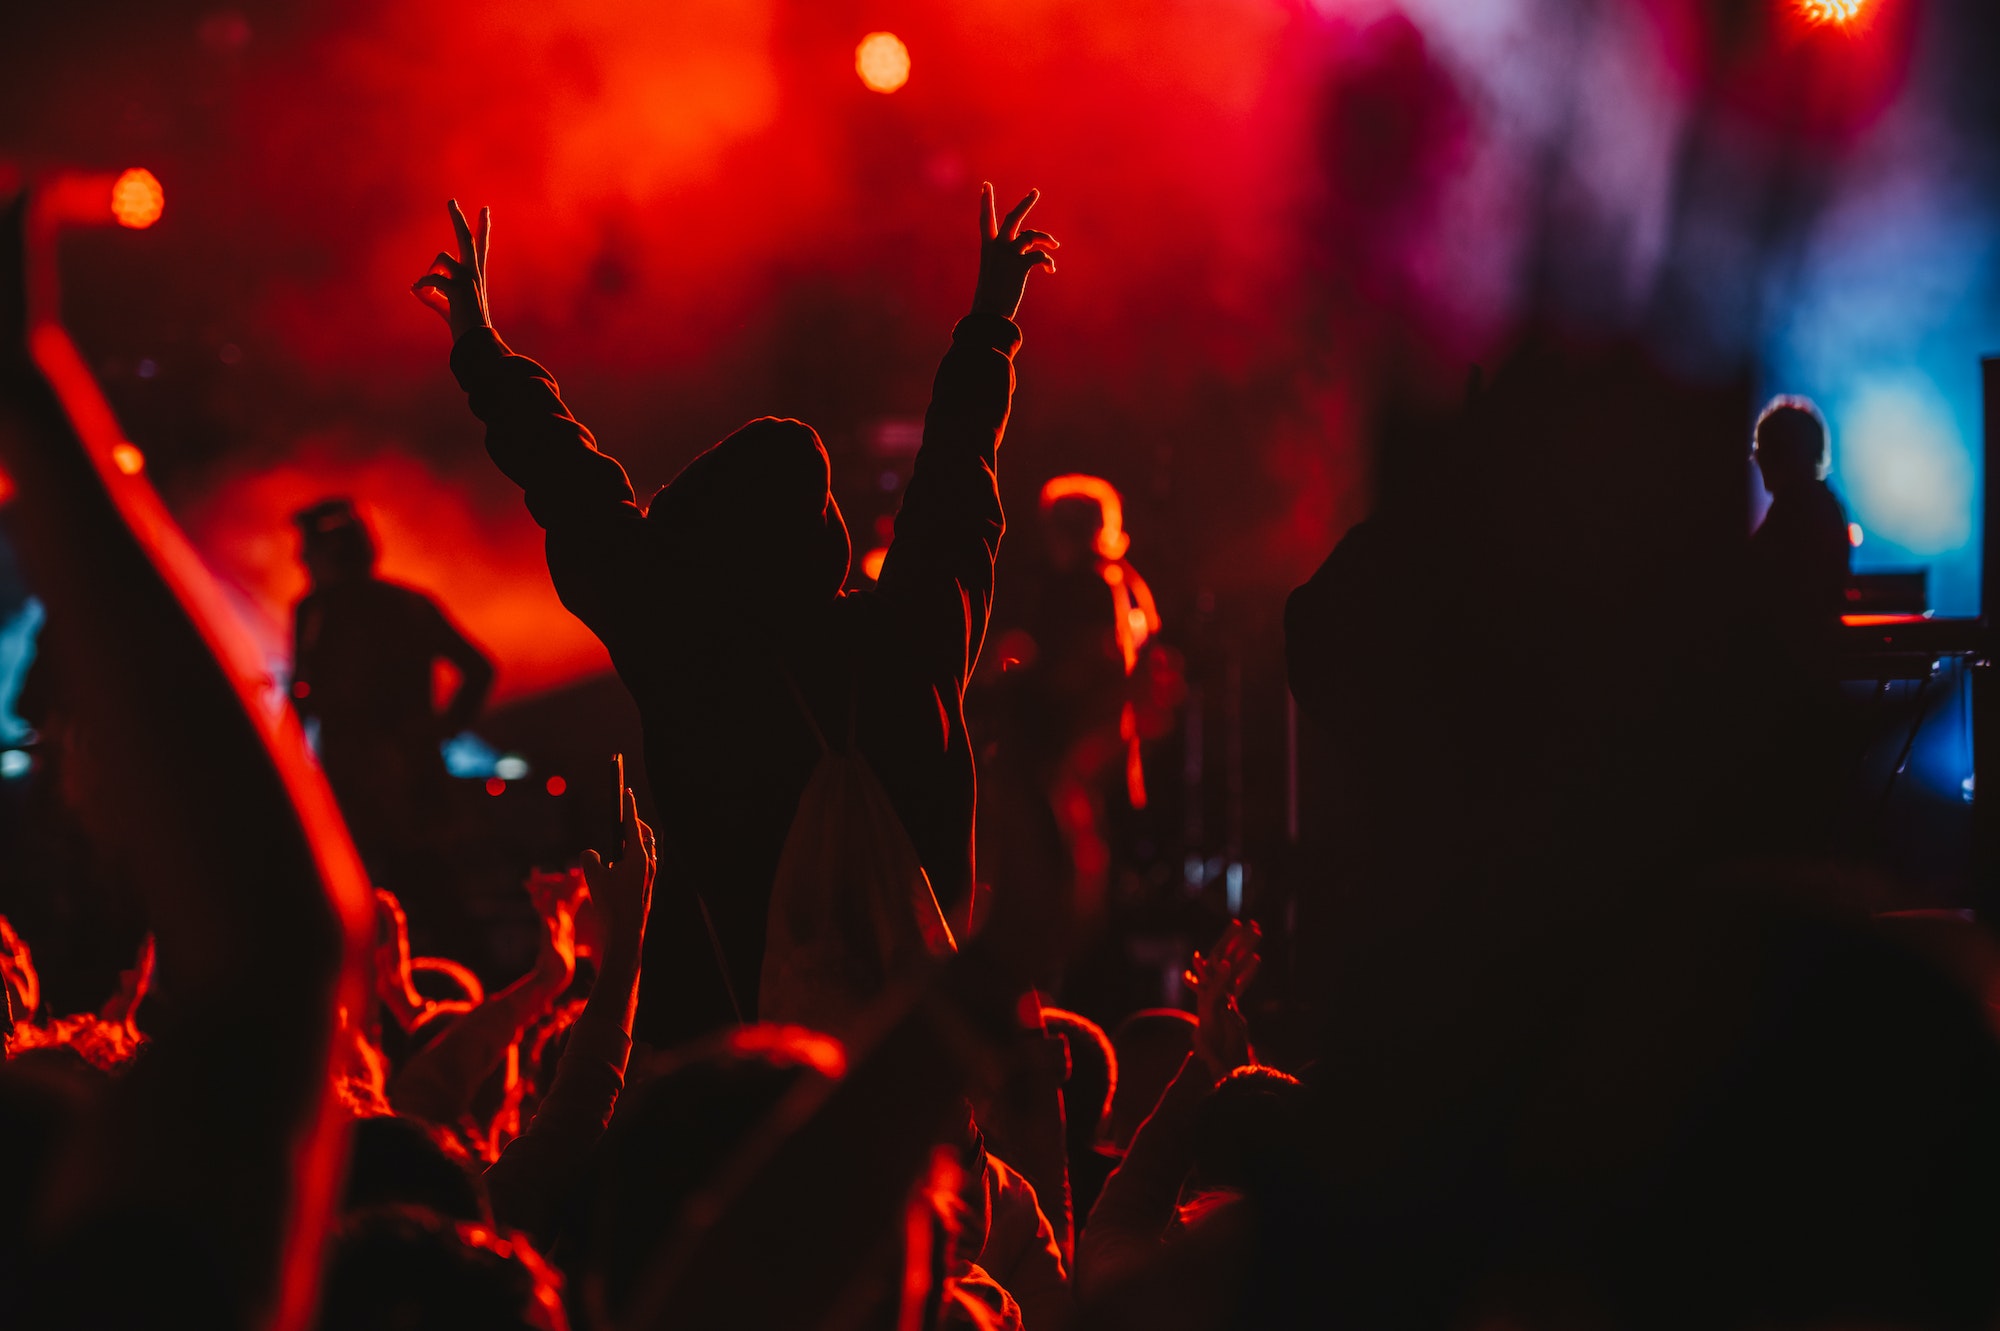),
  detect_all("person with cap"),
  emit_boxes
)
[414,184,1059,1045]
